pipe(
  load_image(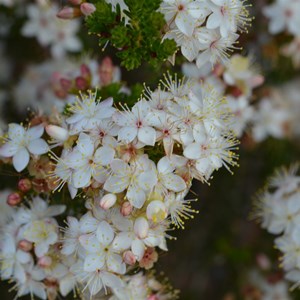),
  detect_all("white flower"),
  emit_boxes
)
[24,220,59,257]
[156,156,186,194]
[0,124,49,172]
[263,0,300,36]
[196,28,239,68]
[207,0,249,37]
[68,133,115,188]
[114,100,157,146]
[15,264,46,300]
[61,216,83,256]
[104,155,157,208]
[72,260,124,296]
[79,221,126,274]
[66,91,115,134]
[160,0,210,36]
[0,235,31,282]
